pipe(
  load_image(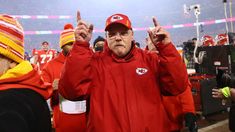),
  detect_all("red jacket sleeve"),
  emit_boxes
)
[162,82,195,131]
[157,42,188,95]
[58,41,94,101]
[41,63,53,83]
[179,82,195,114]
[41,63,59,109]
